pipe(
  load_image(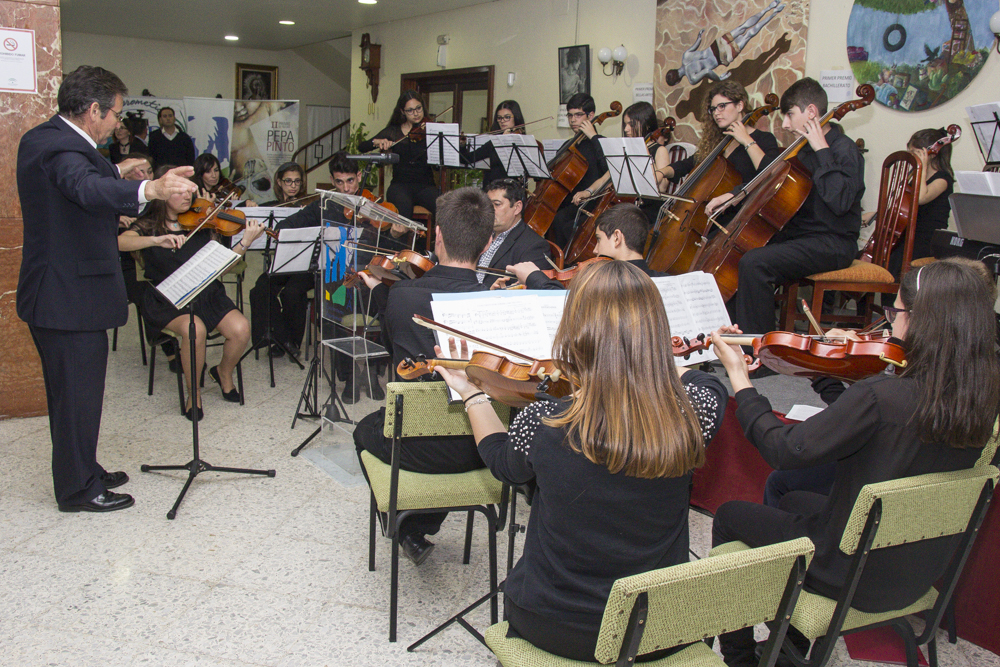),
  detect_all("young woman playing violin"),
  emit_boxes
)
[119,166,266,419]
[358,90,440,220]
[192,153,257,208]
[460,99,526,190]
[259,162,306,207]
[435,260,728,662]
[708,259,1000,666]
